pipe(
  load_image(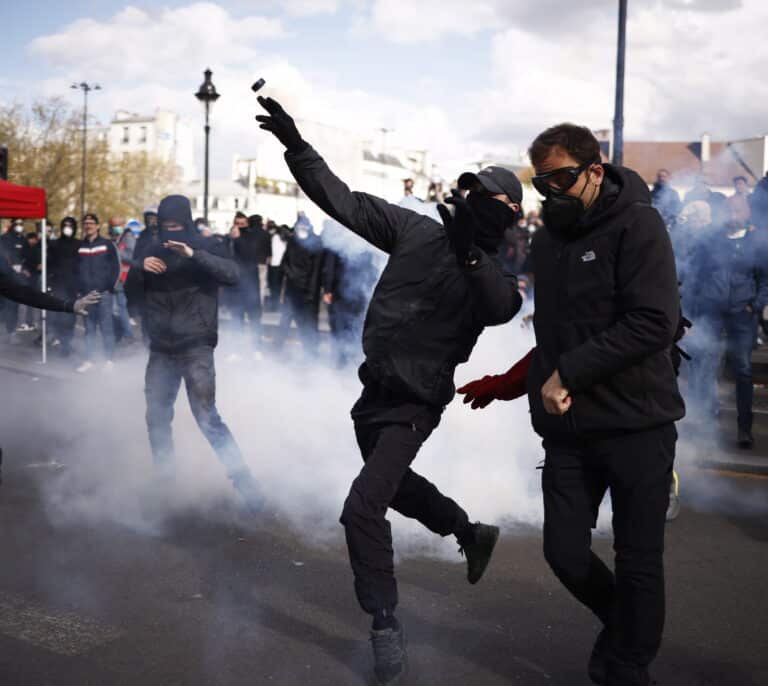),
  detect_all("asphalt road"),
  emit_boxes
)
[0,361,767,686]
